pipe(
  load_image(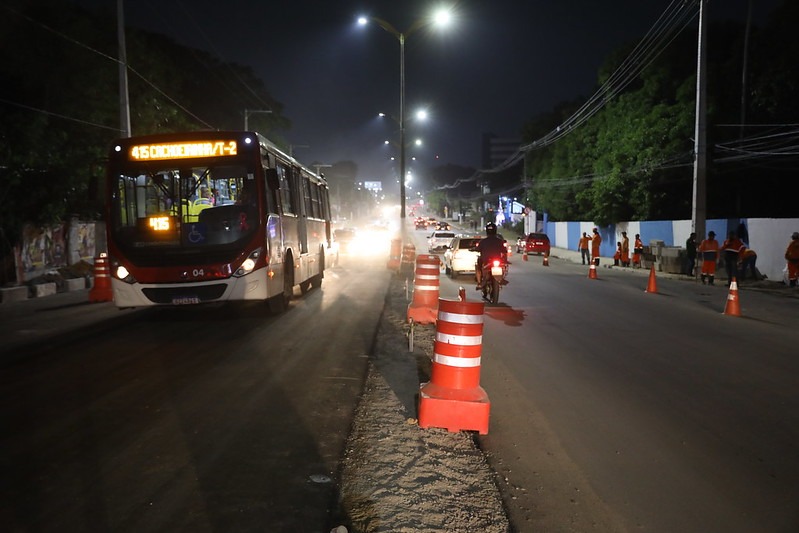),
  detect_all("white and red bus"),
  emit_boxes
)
[105,130,332,312]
